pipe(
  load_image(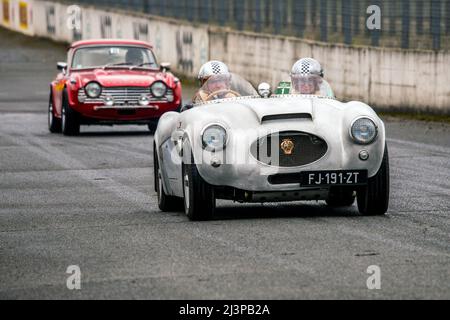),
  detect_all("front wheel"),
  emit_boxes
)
[153,143,183,211]
[357,144,390,216]
[61,90,80,136]
[48,92,61,133]
[148,121,158,133]
[182,152,215,221]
